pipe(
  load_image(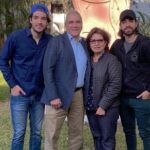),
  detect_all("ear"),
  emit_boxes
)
[136,21,138,27]
[104,41,107,47]
[29,17,32,24]
[104,40,107,44]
